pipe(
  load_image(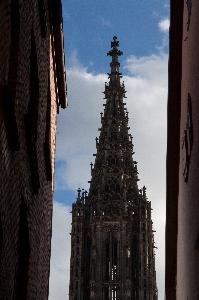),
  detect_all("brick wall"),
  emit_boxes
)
[0,0,66,299]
